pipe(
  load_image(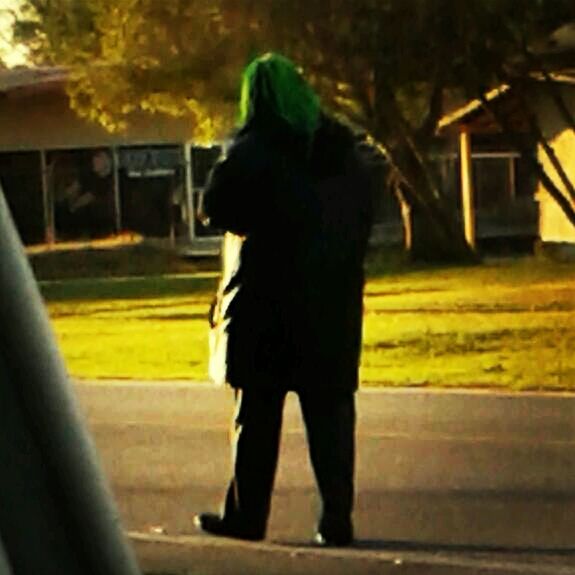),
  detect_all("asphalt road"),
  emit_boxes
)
[75,381,575,574]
